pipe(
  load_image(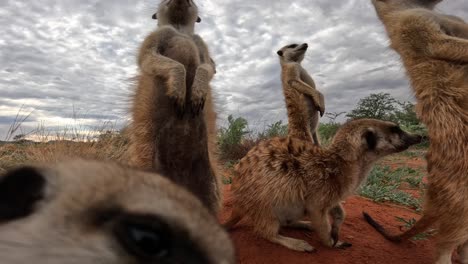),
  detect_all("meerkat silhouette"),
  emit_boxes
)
[365,1,468,263]
[0,160,235,264]
[127,0,221,213]
[277,43,325,145]
[224,119,421,252]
